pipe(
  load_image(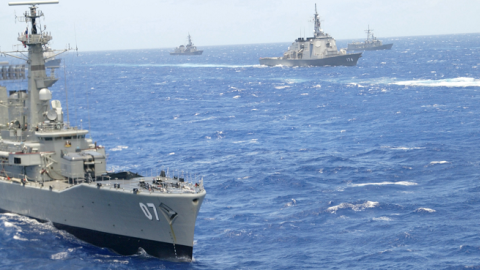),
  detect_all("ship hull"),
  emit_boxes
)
[53,223,193,258]
[347,43,393,52]
[259,53,362,67]
[0,178,205,261]
[45,58,61,68]
[170,51,203,55]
